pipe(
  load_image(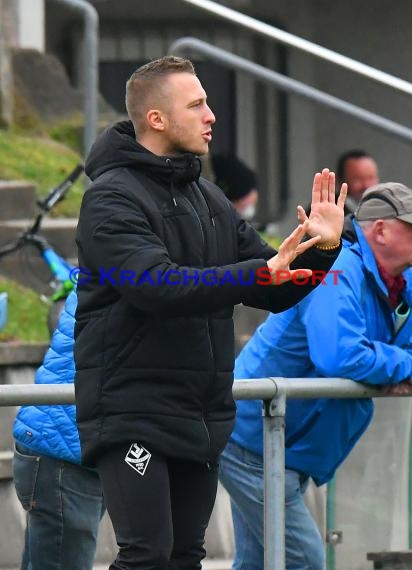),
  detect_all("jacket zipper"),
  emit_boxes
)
[181,189,217,466]
[180,193,215,465]
[181,195,205,250]
[181,194,214,365]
